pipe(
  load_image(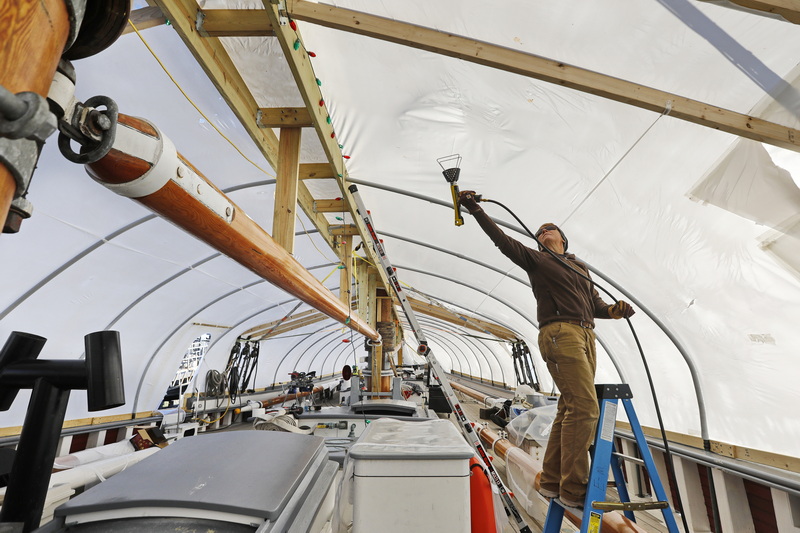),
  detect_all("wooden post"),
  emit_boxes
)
[0,0,70,229]
[377,296,394,392]
[272,127,301,253]
[355,260,379,389]
[338,234,353,306]
[355,260,377,329]
[396,322,403,365]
